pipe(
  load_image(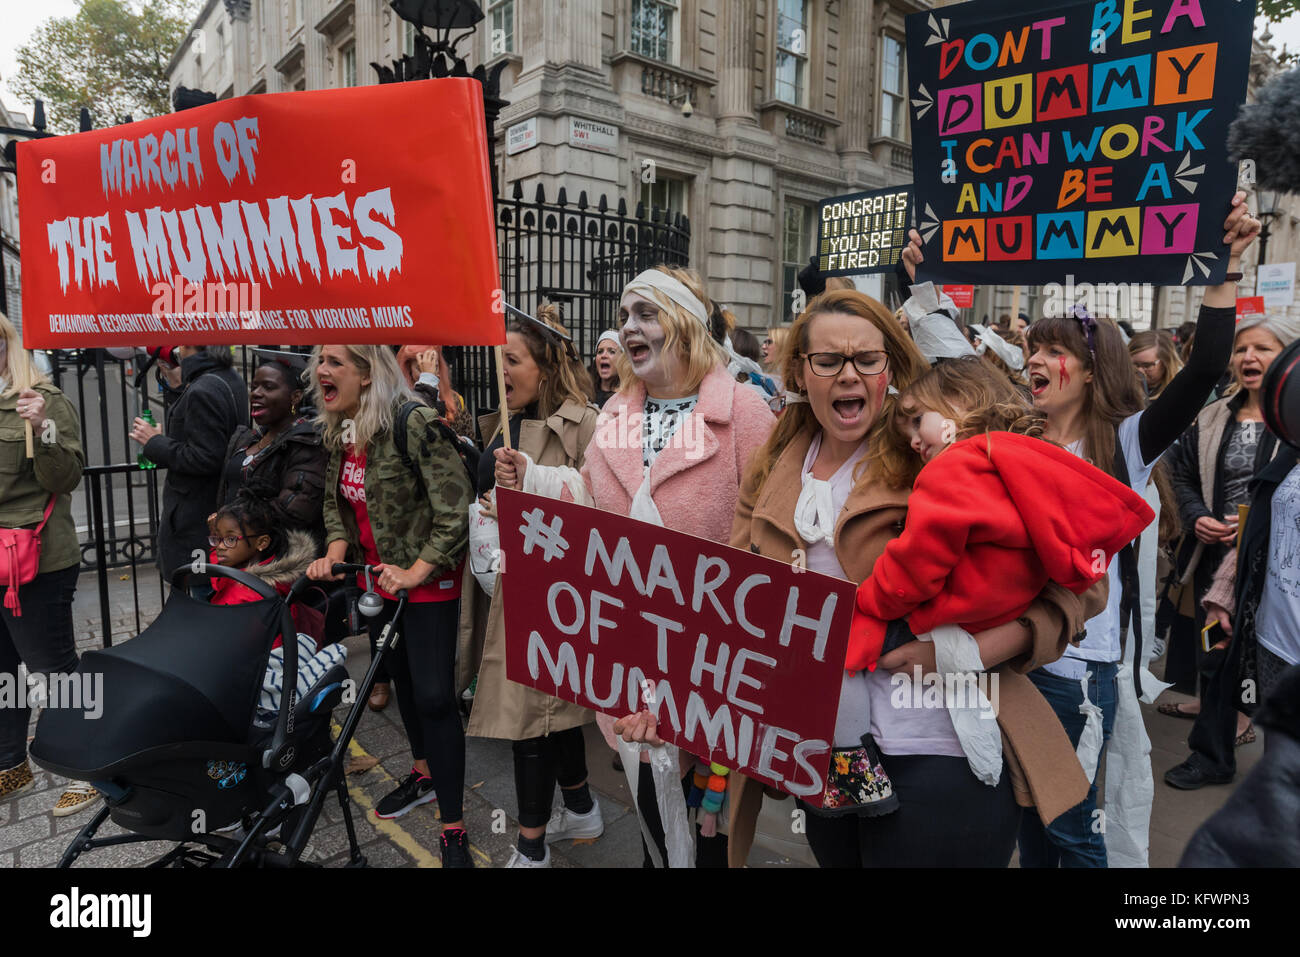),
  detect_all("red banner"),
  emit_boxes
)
[17,79,503,349]
[496,488,853,806]
[1235,296,1266,321]
[940,284,975,308]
